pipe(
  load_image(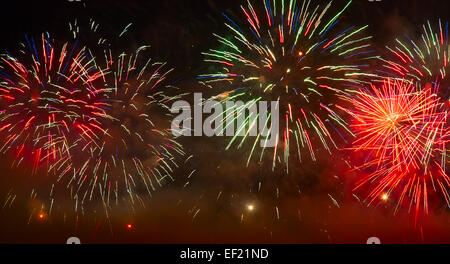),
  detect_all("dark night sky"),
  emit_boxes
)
[0,0,449,243]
